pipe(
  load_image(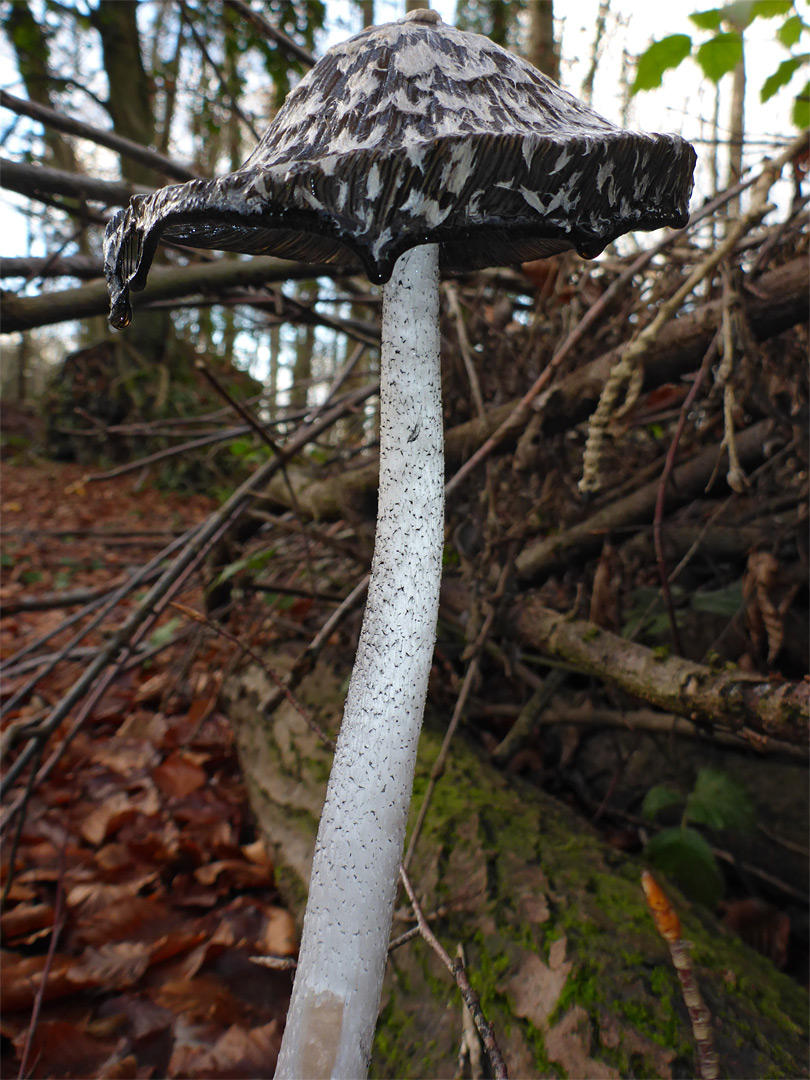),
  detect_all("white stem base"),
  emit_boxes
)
[275,244,443,1080]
